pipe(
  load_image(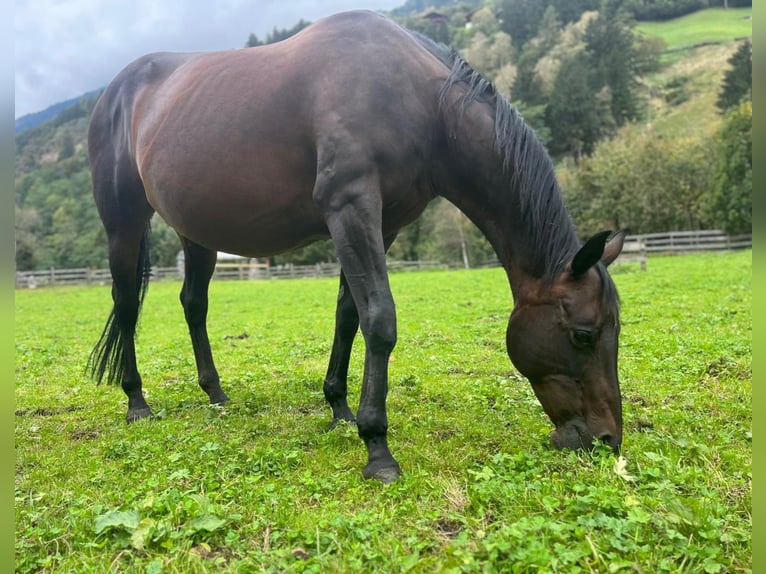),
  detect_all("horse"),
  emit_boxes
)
[87,10,626,483]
